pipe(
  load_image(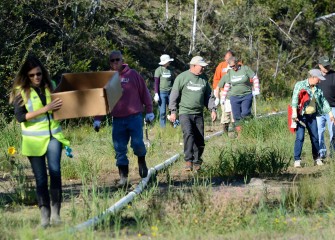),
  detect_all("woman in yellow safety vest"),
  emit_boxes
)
[9,56,70,228]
